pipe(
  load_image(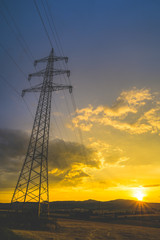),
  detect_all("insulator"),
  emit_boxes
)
[65,57,68,63]
[28,75,31,81]
[21,90,25,97]
[69,86,72,93]
[34,61,37,67]
[67,71,70,77]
